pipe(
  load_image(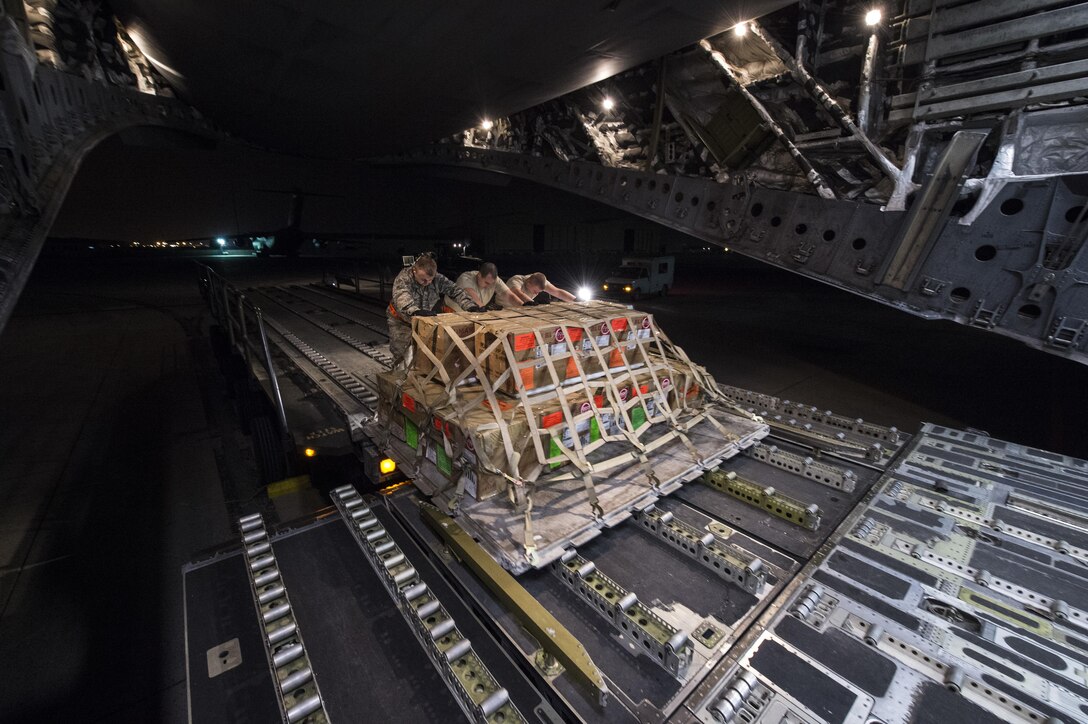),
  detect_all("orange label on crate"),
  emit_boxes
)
[609,348,623,367]
[639,384,650,394]
[565,357,578,379]
[611,318,629,332]
[686,385,700,398]
[541,410,563,427]
[594,395,604,407]
[513,333,536,351]
[483,399,512,411]
[565,327,583,342]
[520,366,535,388]
[433,418,443,431]
[402,393,416,412]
